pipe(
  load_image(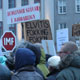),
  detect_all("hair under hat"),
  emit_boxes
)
[48,56,61,67]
